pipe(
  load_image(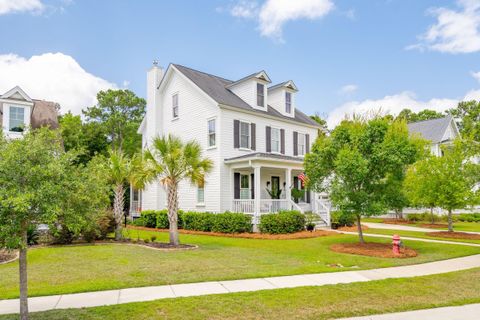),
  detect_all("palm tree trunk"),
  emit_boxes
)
[167,183,180,246]
[356,214,364,244]
[114,183,125,241]
[19,223,29,320]
[448,209,453,232]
